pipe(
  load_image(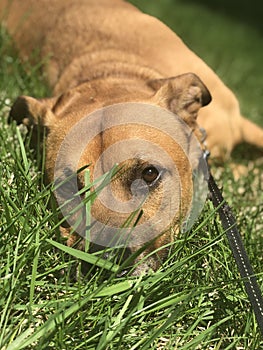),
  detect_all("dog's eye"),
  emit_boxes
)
[141,166,160,185]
